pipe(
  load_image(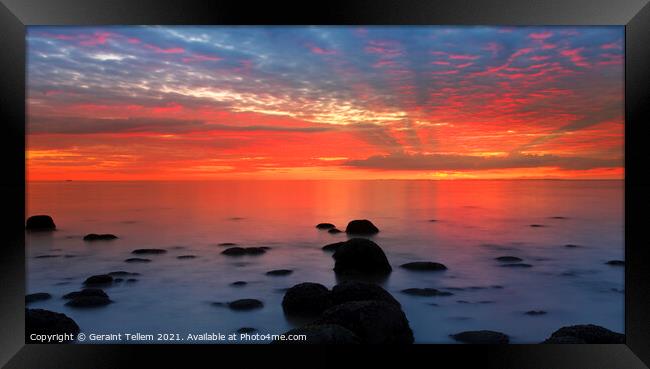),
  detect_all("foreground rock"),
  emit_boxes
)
[132,248,167,255]
[83,233,118,241]
[331,281,400,306]
[328,228,343,234]
[332,238,392,276]
[25,293,52,304]
[282,283,332,317]
[451,330,510,344]
[401,261,447,271]
[316,223,336,230]
[25,309,80,343]
[316,300,414,344]
[25,215,56,231]
[402,288,453,297]
[274,324,360,344]
[83,274,113,286]
[63,288,111,306]
[228,299,264,311]
[345,219,379,235]
[322,242,346,252]
[542,324,624,344]
[222,247,267,256]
